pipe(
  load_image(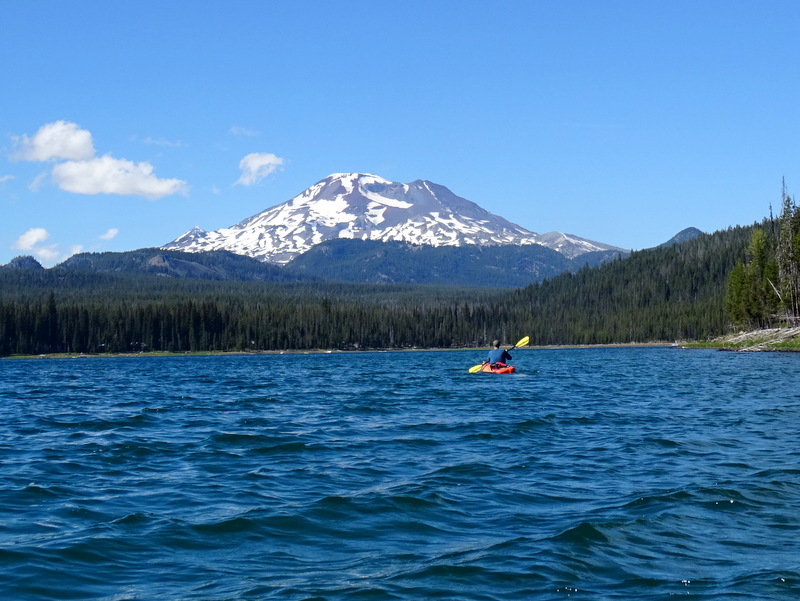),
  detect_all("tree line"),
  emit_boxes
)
[725,183,800,328]
[1,220,758,356]
[0,273,505,355]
